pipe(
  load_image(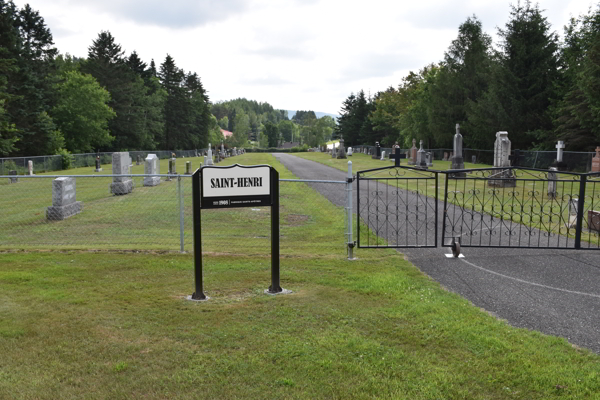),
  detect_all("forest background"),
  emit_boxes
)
[2,0,600,159]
